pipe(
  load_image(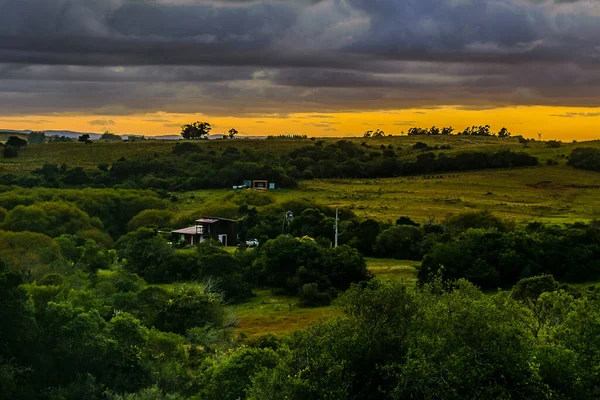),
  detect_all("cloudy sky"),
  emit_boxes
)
[1,0,600,139]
